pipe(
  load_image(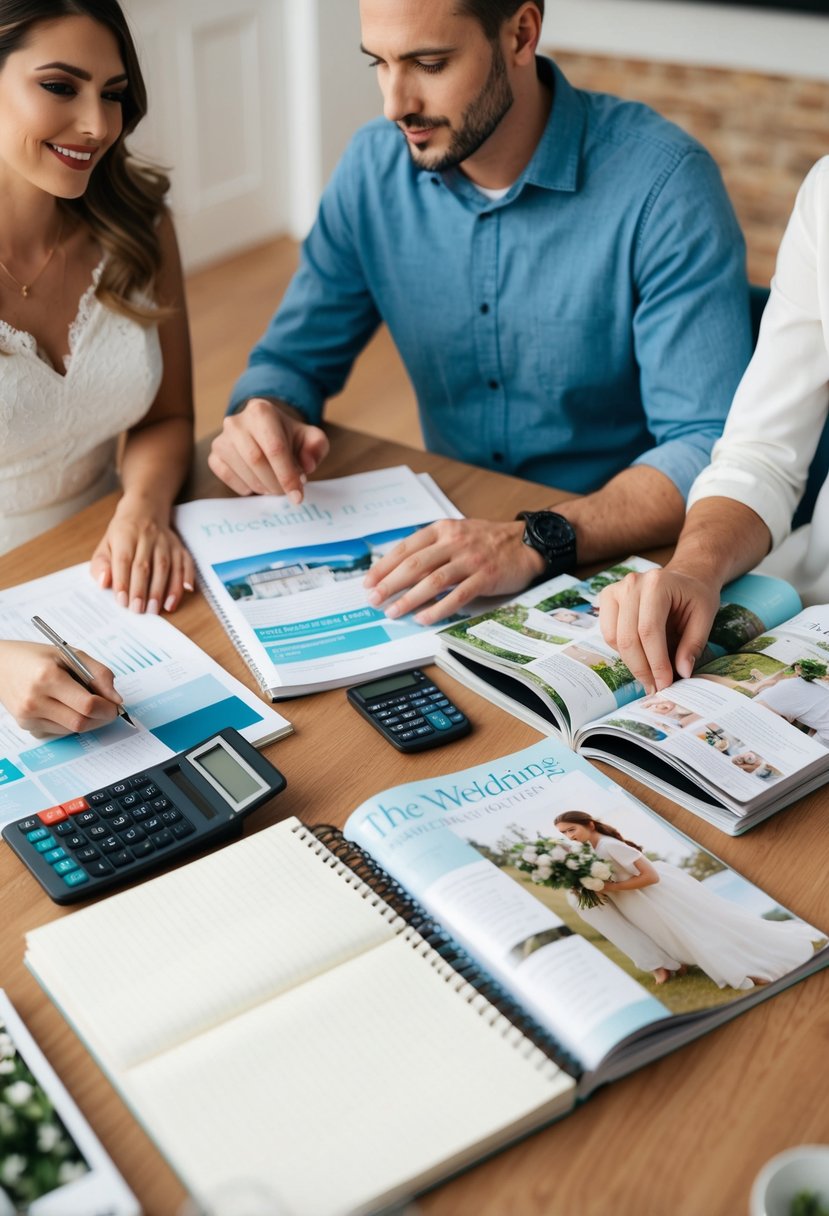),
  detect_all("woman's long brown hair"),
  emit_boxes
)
[0,0,171,324]
[554,810,643,853]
